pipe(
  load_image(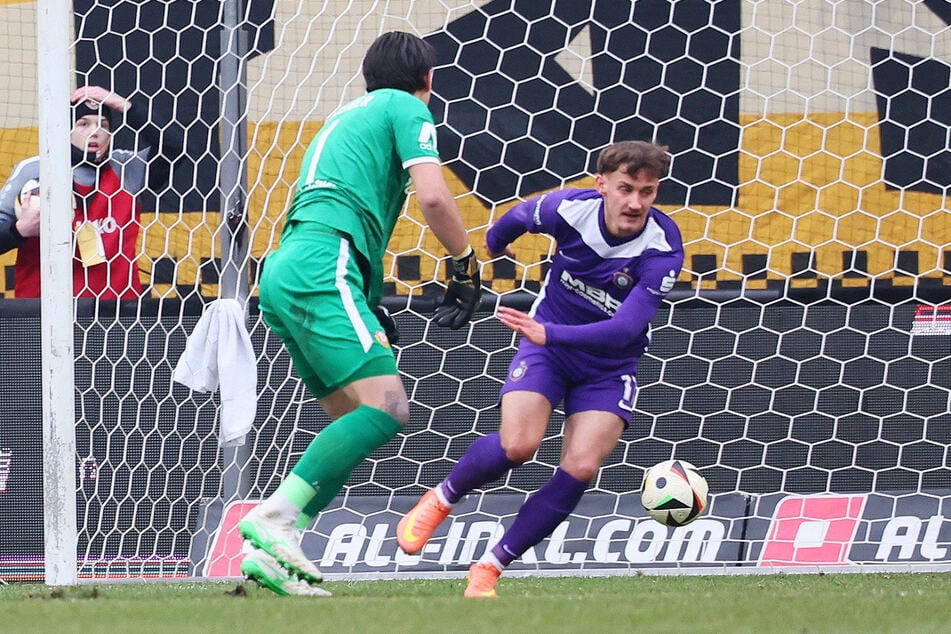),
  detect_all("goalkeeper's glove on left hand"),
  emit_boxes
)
[434,246,481,330]
[372,305,399,346]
